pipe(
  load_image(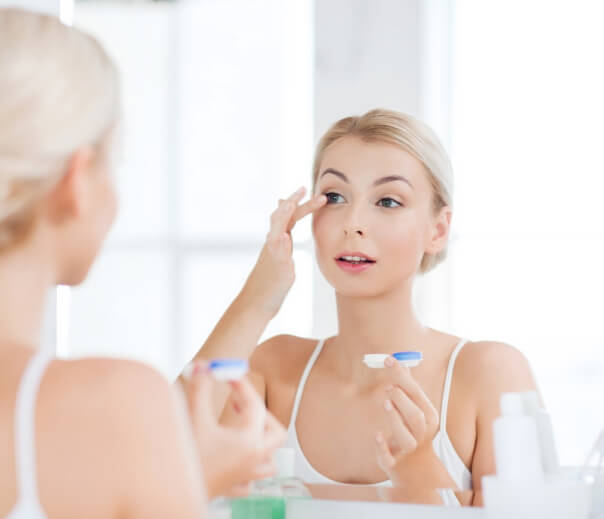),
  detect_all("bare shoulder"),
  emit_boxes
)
[249,335,321,424]
[50,356,173,416]
[250,334,320,382]
[43,357,203,517]
[46,356,181,462]
[454,340,537,406]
